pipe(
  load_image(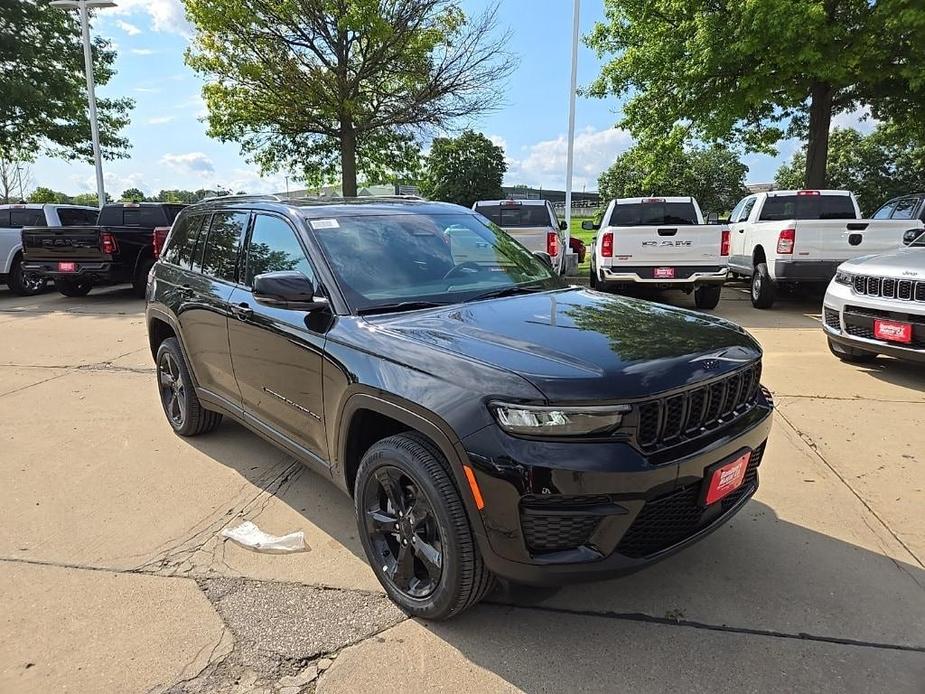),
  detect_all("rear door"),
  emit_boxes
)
[606,199,720,265]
